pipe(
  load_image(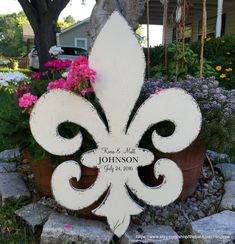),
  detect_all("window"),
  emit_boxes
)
[172,24,192,43]
[74,38,87,50]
